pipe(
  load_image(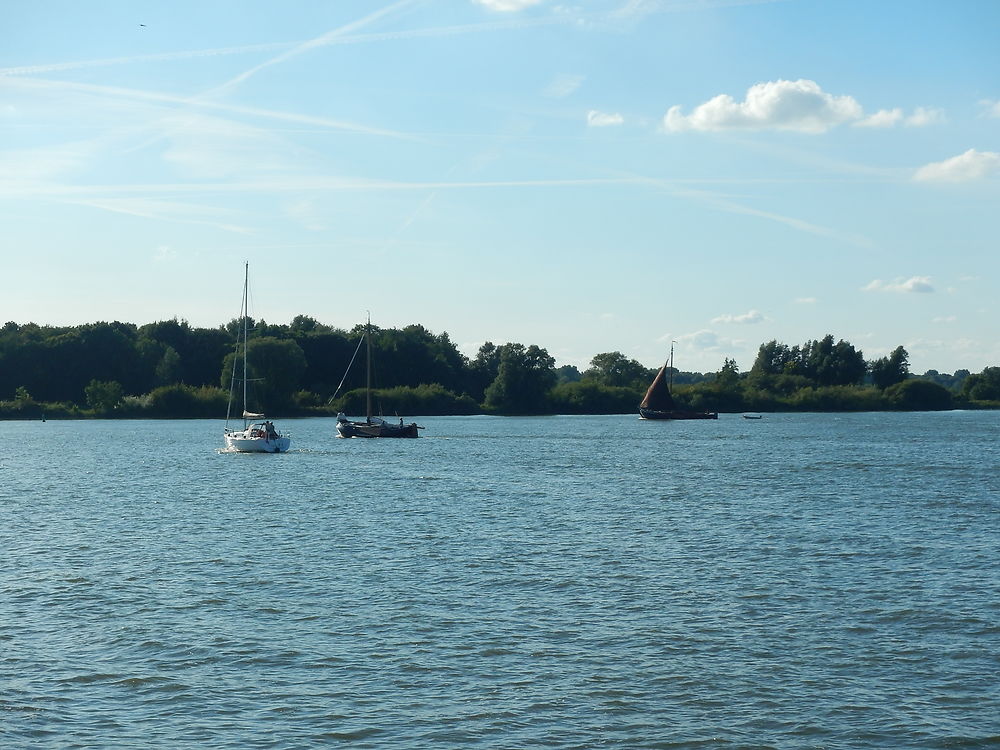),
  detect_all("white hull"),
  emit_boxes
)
[224,429,291,453]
